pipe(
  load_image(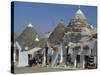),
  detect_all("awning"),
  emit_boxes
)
[28,47,42,54]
